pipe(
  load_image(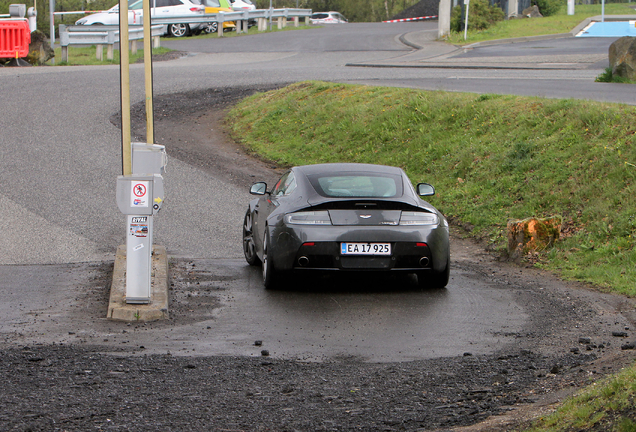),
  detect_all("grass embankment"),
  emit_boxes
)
[526,363,636,431]
[228,80,636,430]
[446,3,636,45]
